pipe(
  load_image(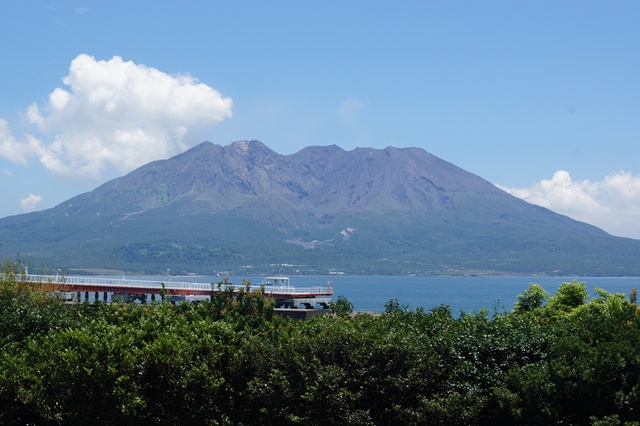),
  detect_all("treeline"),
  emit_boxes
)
[1,260,640,425]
